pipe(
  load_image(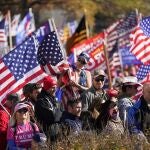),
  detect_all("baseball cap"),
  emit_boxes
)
[78,52,90,63]
[93,70,107,78]
[14,103,29,114]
